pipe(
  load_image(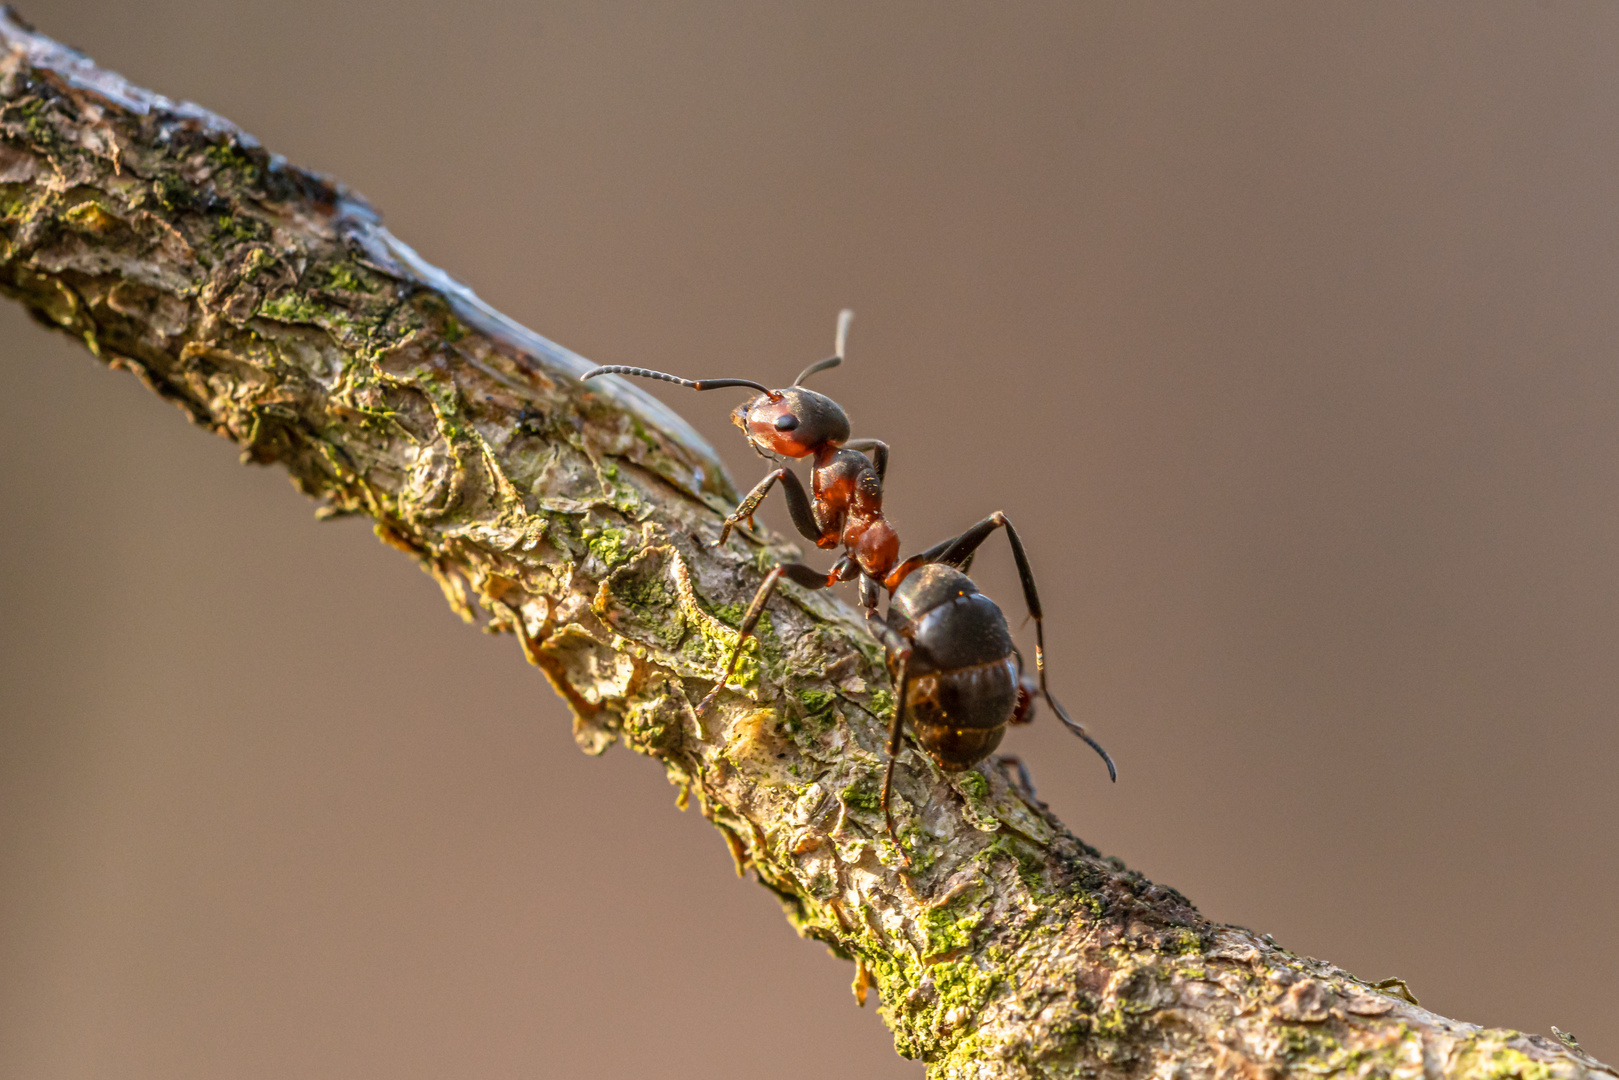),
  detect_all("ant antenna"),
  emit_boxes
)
[1047,692,1118,782]
[792,309,854,386]
[581,366,776,397]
